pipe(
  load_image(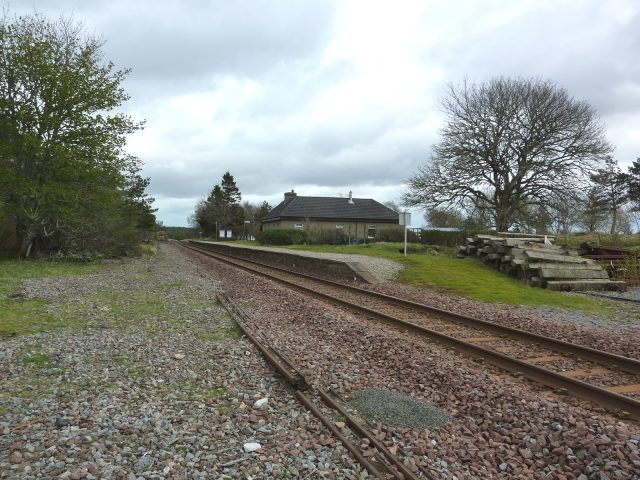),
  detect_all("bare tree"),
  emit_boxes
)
[403,77,612,231]
[424,208,464,228]
[547,191,579,236]
[382,200,401,212]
